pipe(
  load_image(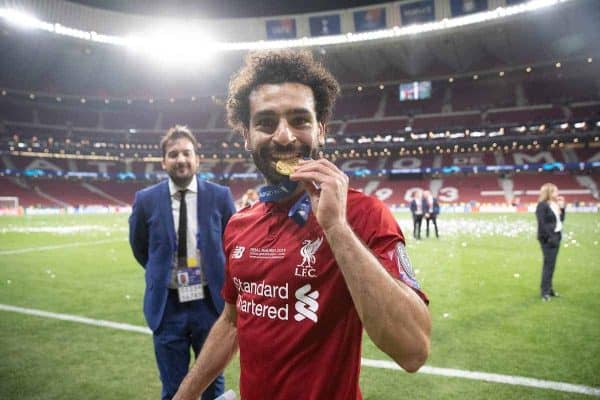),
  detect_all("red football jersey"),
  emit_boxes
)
[222,189,427,400]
